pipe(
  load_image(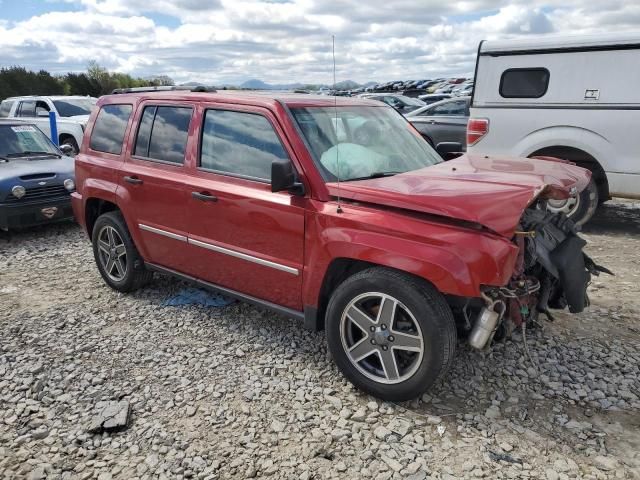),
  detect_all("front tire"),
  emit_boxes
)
[92,211,152,292]
[60,137,79,155]
[325,268,457,401]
